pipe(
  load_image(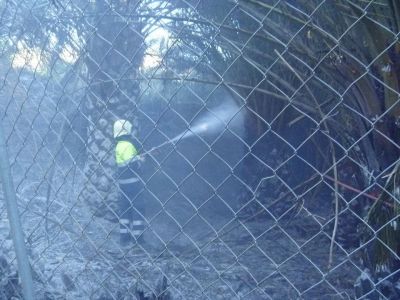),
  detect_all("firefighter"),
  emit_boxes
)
[113,119,145,247]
